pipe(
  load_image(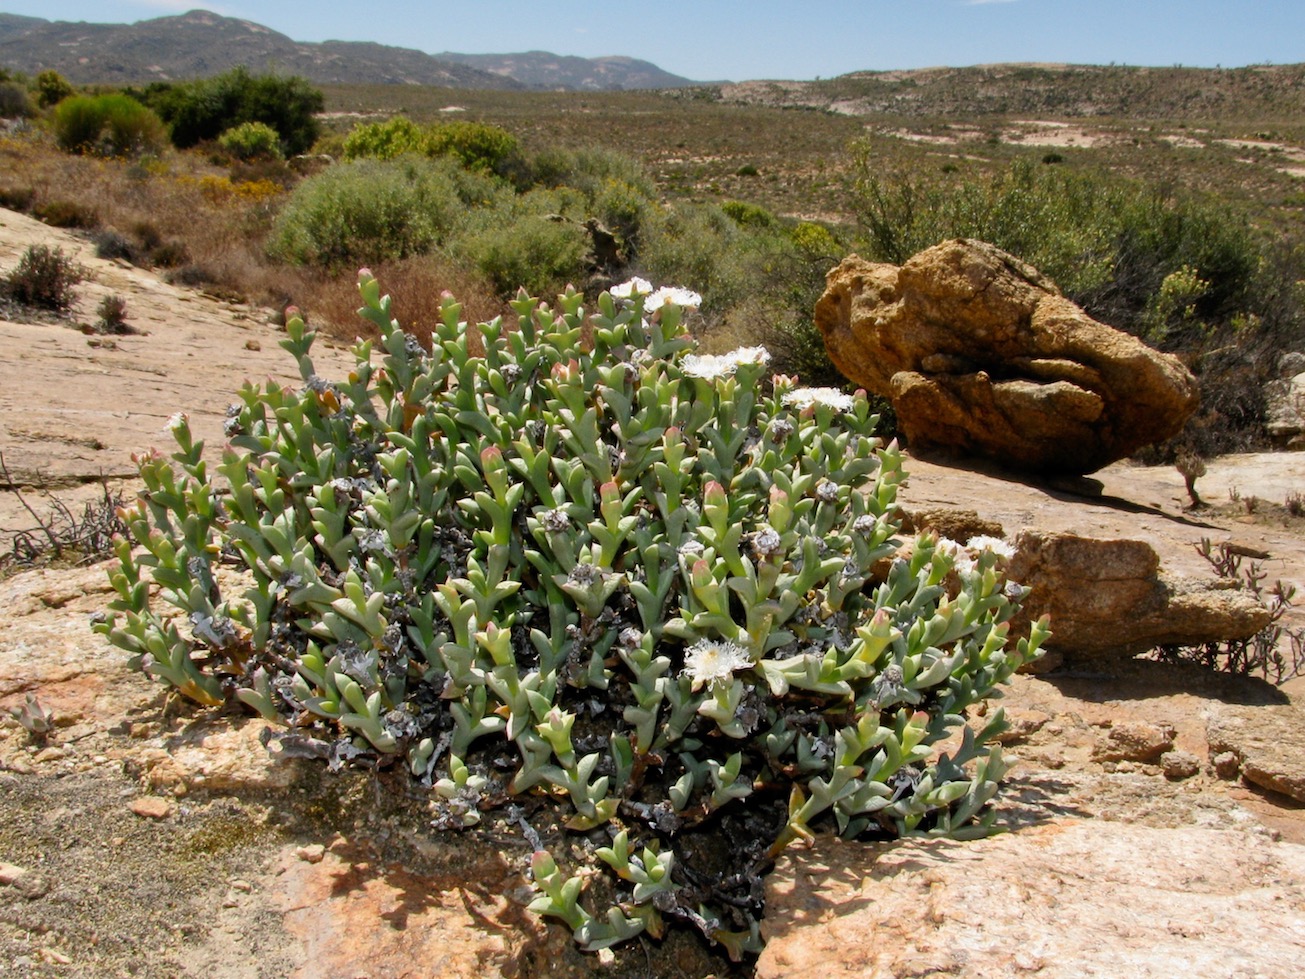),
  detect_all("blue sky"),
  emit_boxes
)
[2,1,1303,82]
